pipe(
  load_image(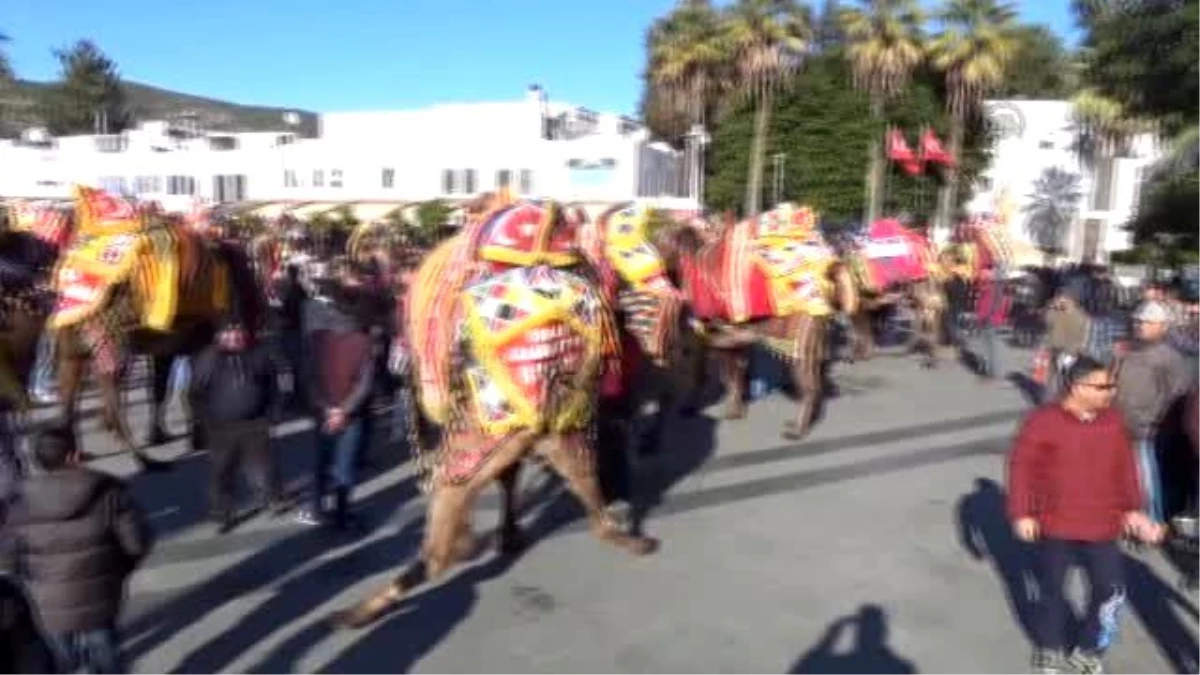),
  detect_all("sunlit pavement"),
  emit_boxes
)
[60,343,1196,673]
